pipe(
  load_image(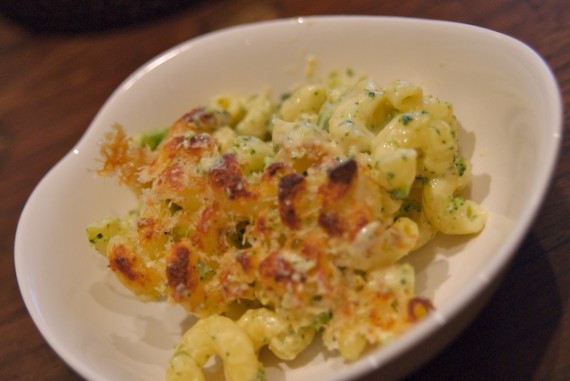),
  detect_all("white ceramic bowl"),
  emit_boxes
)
[15,16,562,381]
